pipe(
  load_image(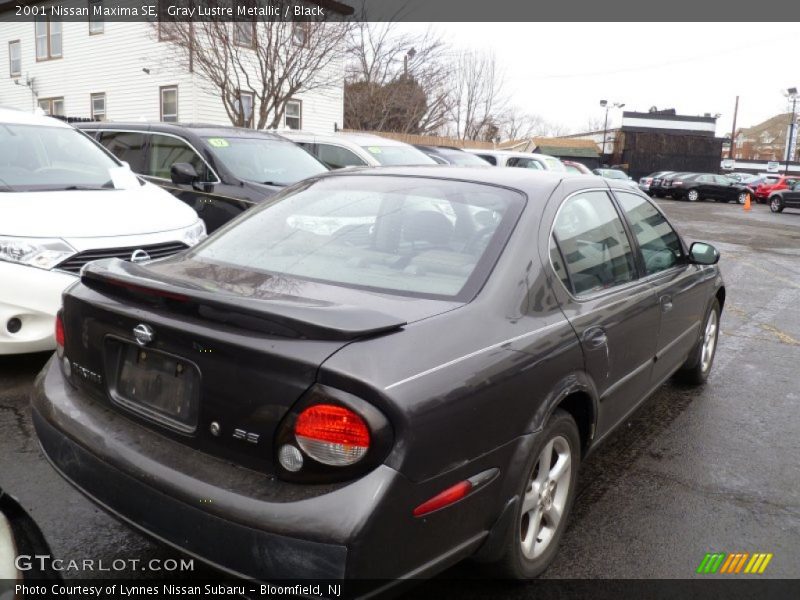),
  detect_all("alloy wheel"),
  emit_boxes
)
[770,197,781,212]
[700,310,718,373]
[519,436,572,560]
[687,190,699,202]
